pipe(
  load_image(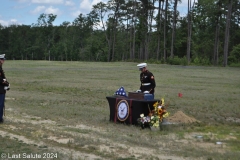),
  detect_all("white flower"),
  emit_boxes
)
[140,114,144,118]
